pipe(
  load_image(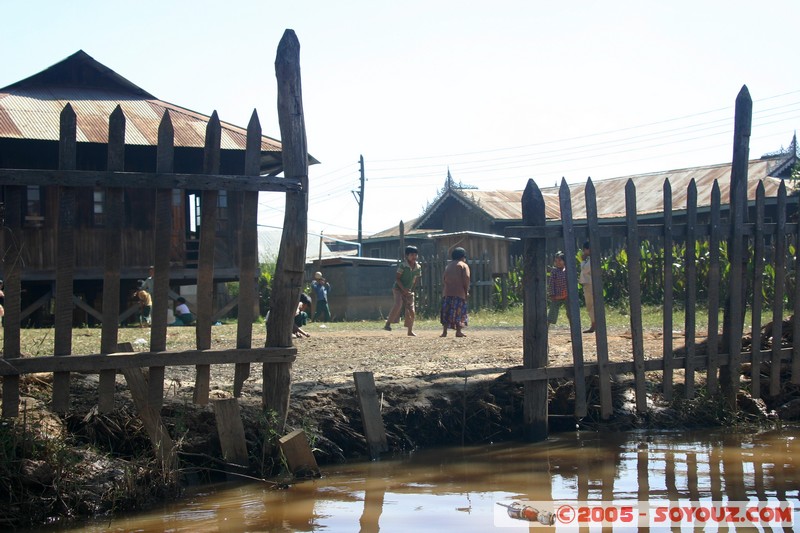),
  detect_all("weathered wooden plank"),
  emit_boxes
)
[684,179,698,398]
[706,180,722,394]
[0,187,23,418]
[624,180,646,413]
[265,30,309,430]
[662,180,674,401]
[120,366,176,469]
[521,179,548,440]
[558,178,586,417]
[770,182,787,397]
[147,366,165,409]
[585,179,612,420]
[99,105,126,414]
[151,110,175,354]
[278,429,320,478]
[2,186,22,355]
[147,113,174,409]
[353,372,388,459]
[750,182,765,399]
[794,182,800,385]
[721,86,752,408]
[234,114,260,396]
[212,398,250,475]
[53,103,78,413]
[196,112,221,350]
[0,348,296,376]
[2,186,23,417]
[194,112,221,405]
[0,168,302,192]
